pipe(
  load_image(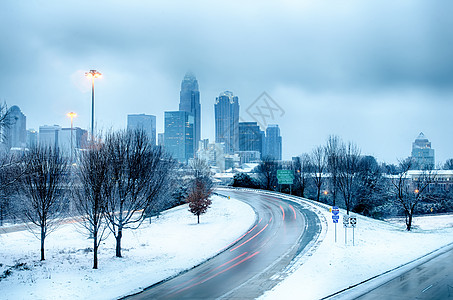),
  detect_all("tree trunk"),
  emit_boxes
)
[406,212,413,231]
[93,231,98,269]
[197,213,200,224]
[316,186,320,202]
[40,225,45,261]
[116,228,122,257]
